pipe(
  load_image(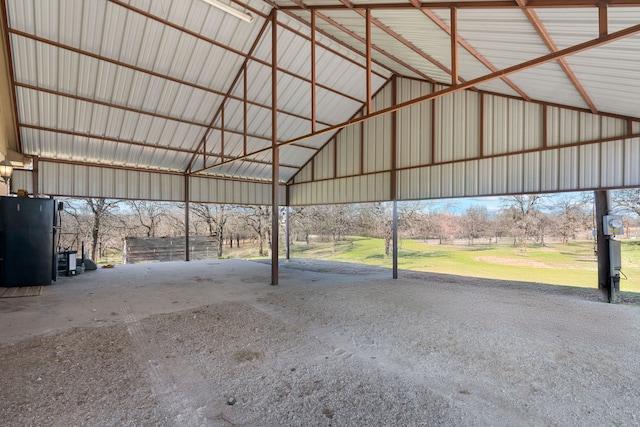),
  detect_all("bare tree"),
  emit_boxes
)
[61,198,122,260]
[127,201,164,237]
[318,204,357,253]
[190,203,227,258]
[434,212,462,244]
[501,195,544,250]
[552,195,591,244]
[240,206,271,257]
[461,206,491,245]
[359,202,423,255]
[613,189,640,217]
[289,207,316,245]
